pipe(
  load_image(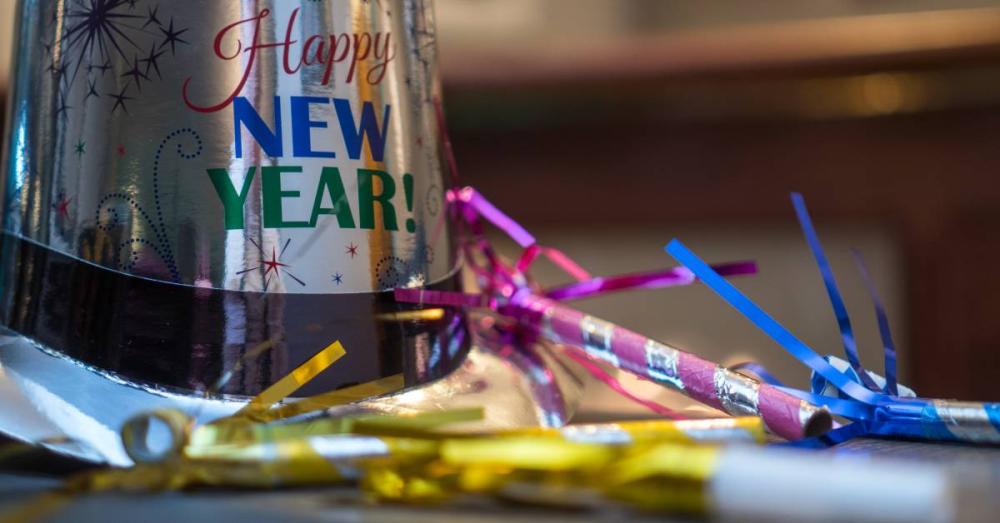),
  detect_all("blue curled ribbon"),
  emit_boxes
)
[790,193,882,394]
[665,193,1000,445]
